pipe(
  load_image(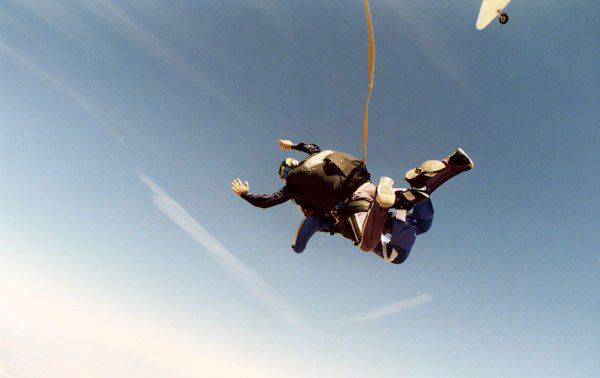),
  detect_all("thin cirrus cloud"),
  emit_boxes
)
[4,0,245,126]
[380,0,475,100]
[138,173,309,332]
[81,0,246,123]
[339,294,432,327]
[0,37,126,145]
[0,37,91,115]
[12,0,103,55]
